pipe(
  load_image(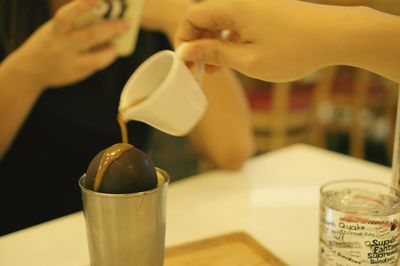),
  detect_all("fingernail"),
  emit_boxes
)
[175,42,190,59]
[176,42,202,61]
